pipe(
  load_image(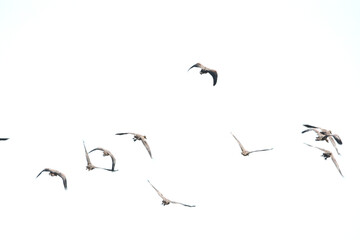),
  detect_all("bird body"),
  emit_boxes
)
[304,143,343,177]
[302,124,342,155]
[188,63,218,86]
[147,180,195,207]
[231,133,273,156]
[89,147,116,171]
[116,132,152,158]
[36,168,68,190]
